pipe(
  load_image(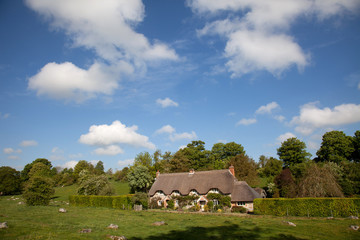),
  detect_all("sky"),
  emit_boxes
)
[1,0,360,172]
